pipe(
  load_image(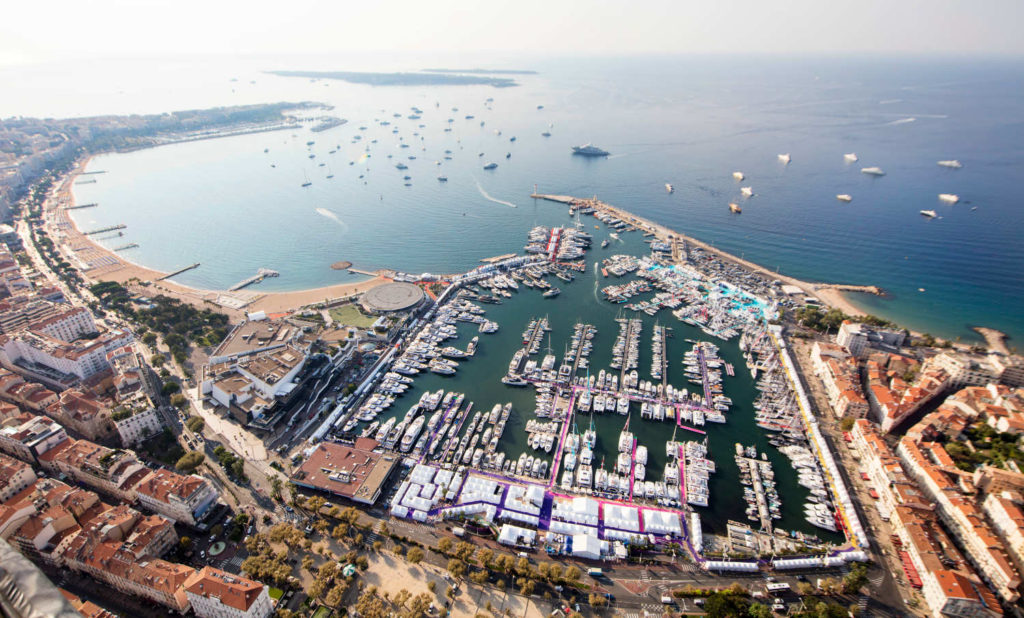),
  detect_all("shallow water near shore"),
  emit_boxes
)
[55,54,1024,343]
